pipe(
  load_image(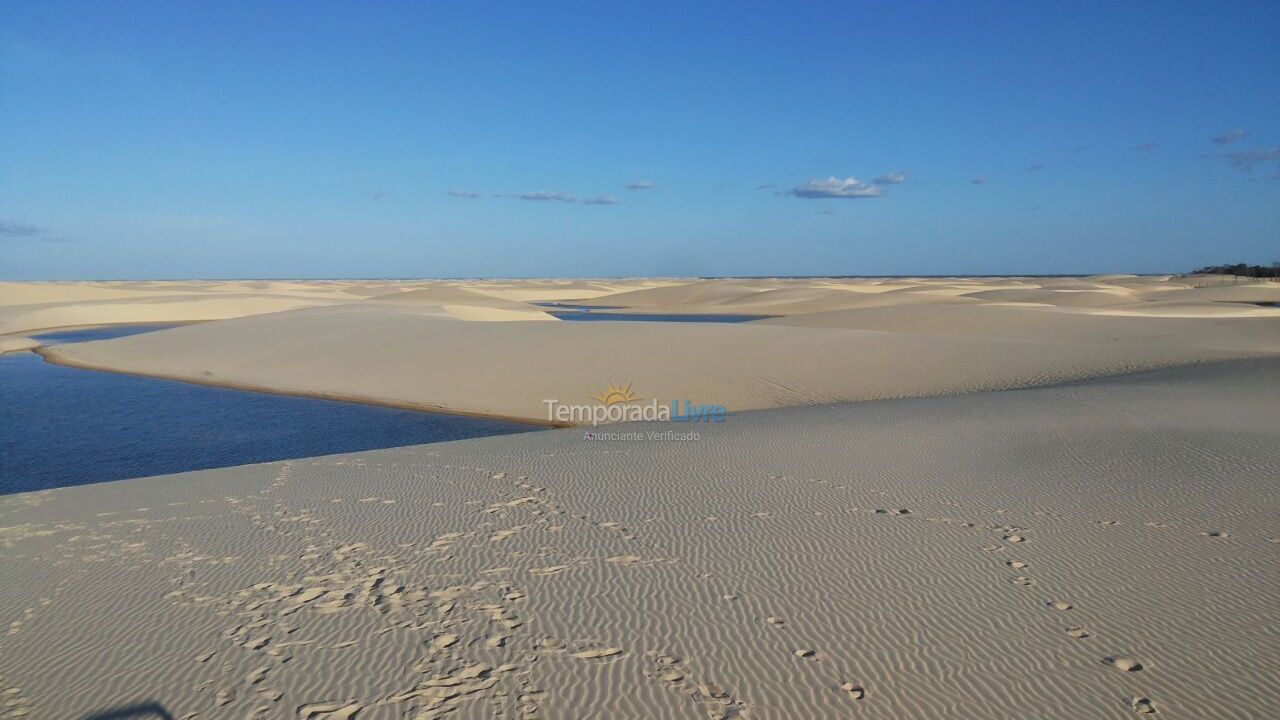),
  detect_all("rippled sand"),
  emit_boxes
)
[2,359,1277,718]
